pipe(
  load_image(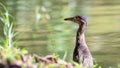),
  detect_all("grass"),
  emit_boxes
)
[0,2,27,61]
